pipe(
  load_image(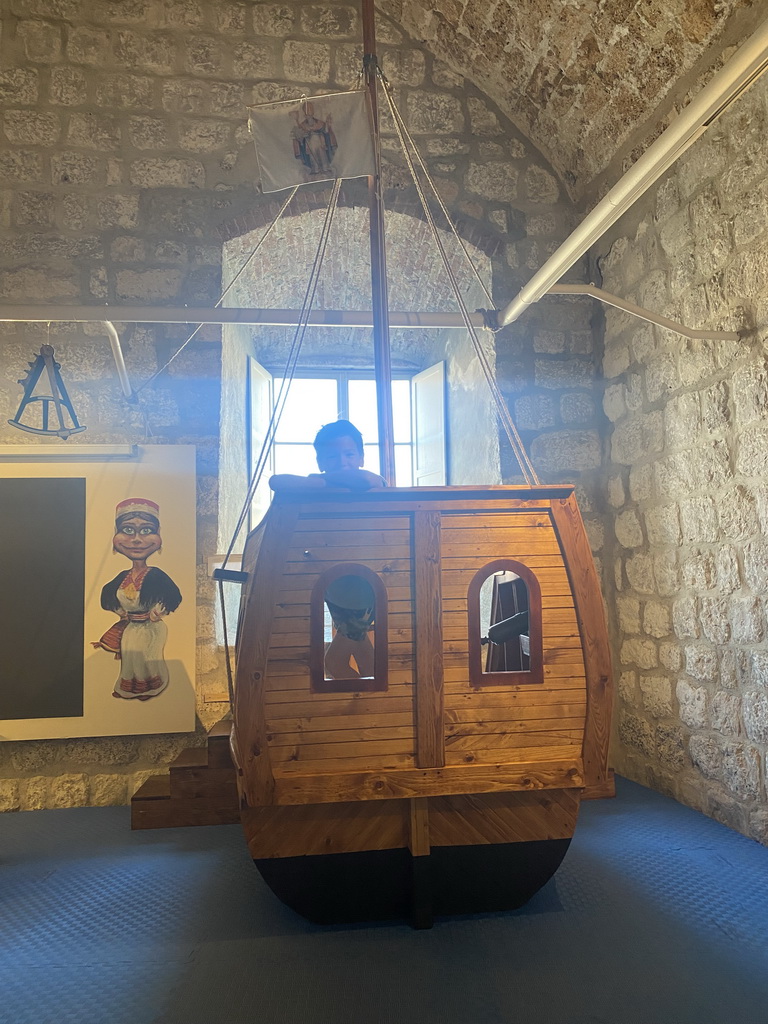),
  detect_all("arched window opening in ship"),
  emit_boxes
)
[310,564,388,693]
[467,560,544,687]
